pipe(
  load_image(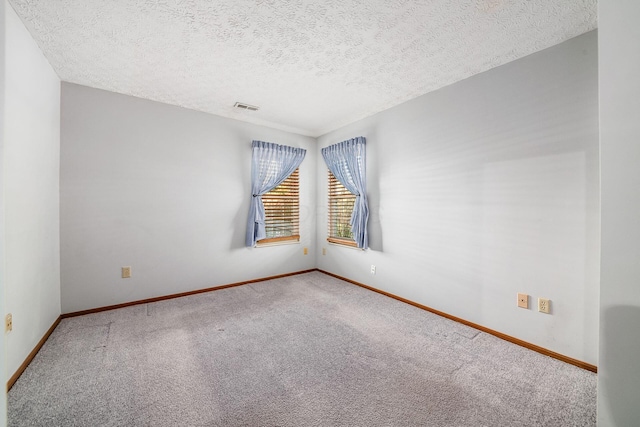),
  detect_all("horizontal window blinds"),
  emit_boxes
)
[328,170,356,247]
[261,168,300,244]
